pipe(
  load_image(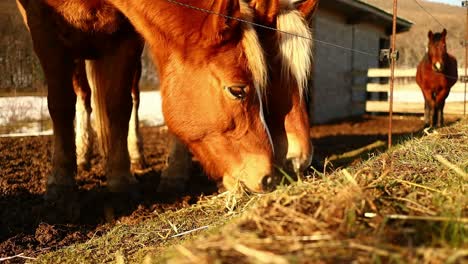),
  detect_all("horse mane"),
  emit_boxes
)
[240,1,273,149]
[276,8,313,101]
[240,1,268,96]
